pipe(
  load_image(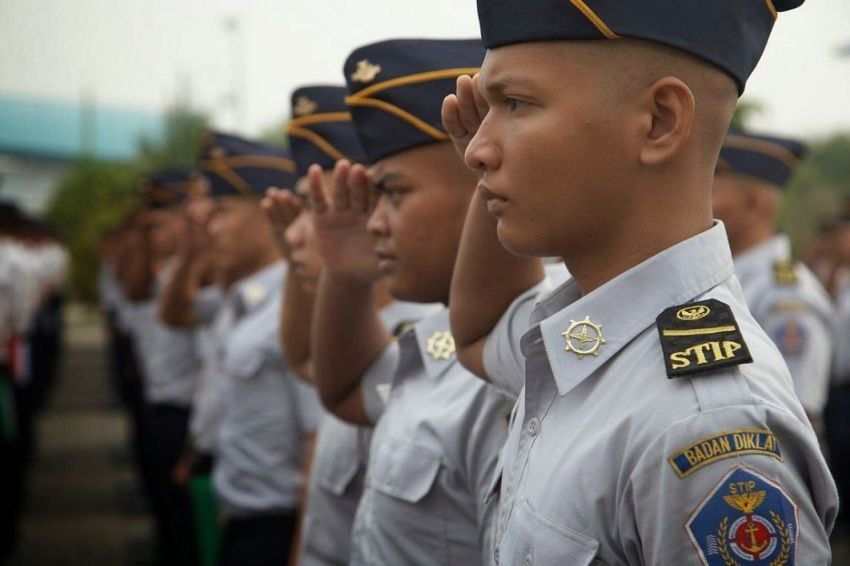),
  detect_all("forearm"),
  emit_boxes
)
[311,271,390,411]
[450,193,545,377]
[157,253,201,327]
[118,240,155,302]
[281,268,316,381]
